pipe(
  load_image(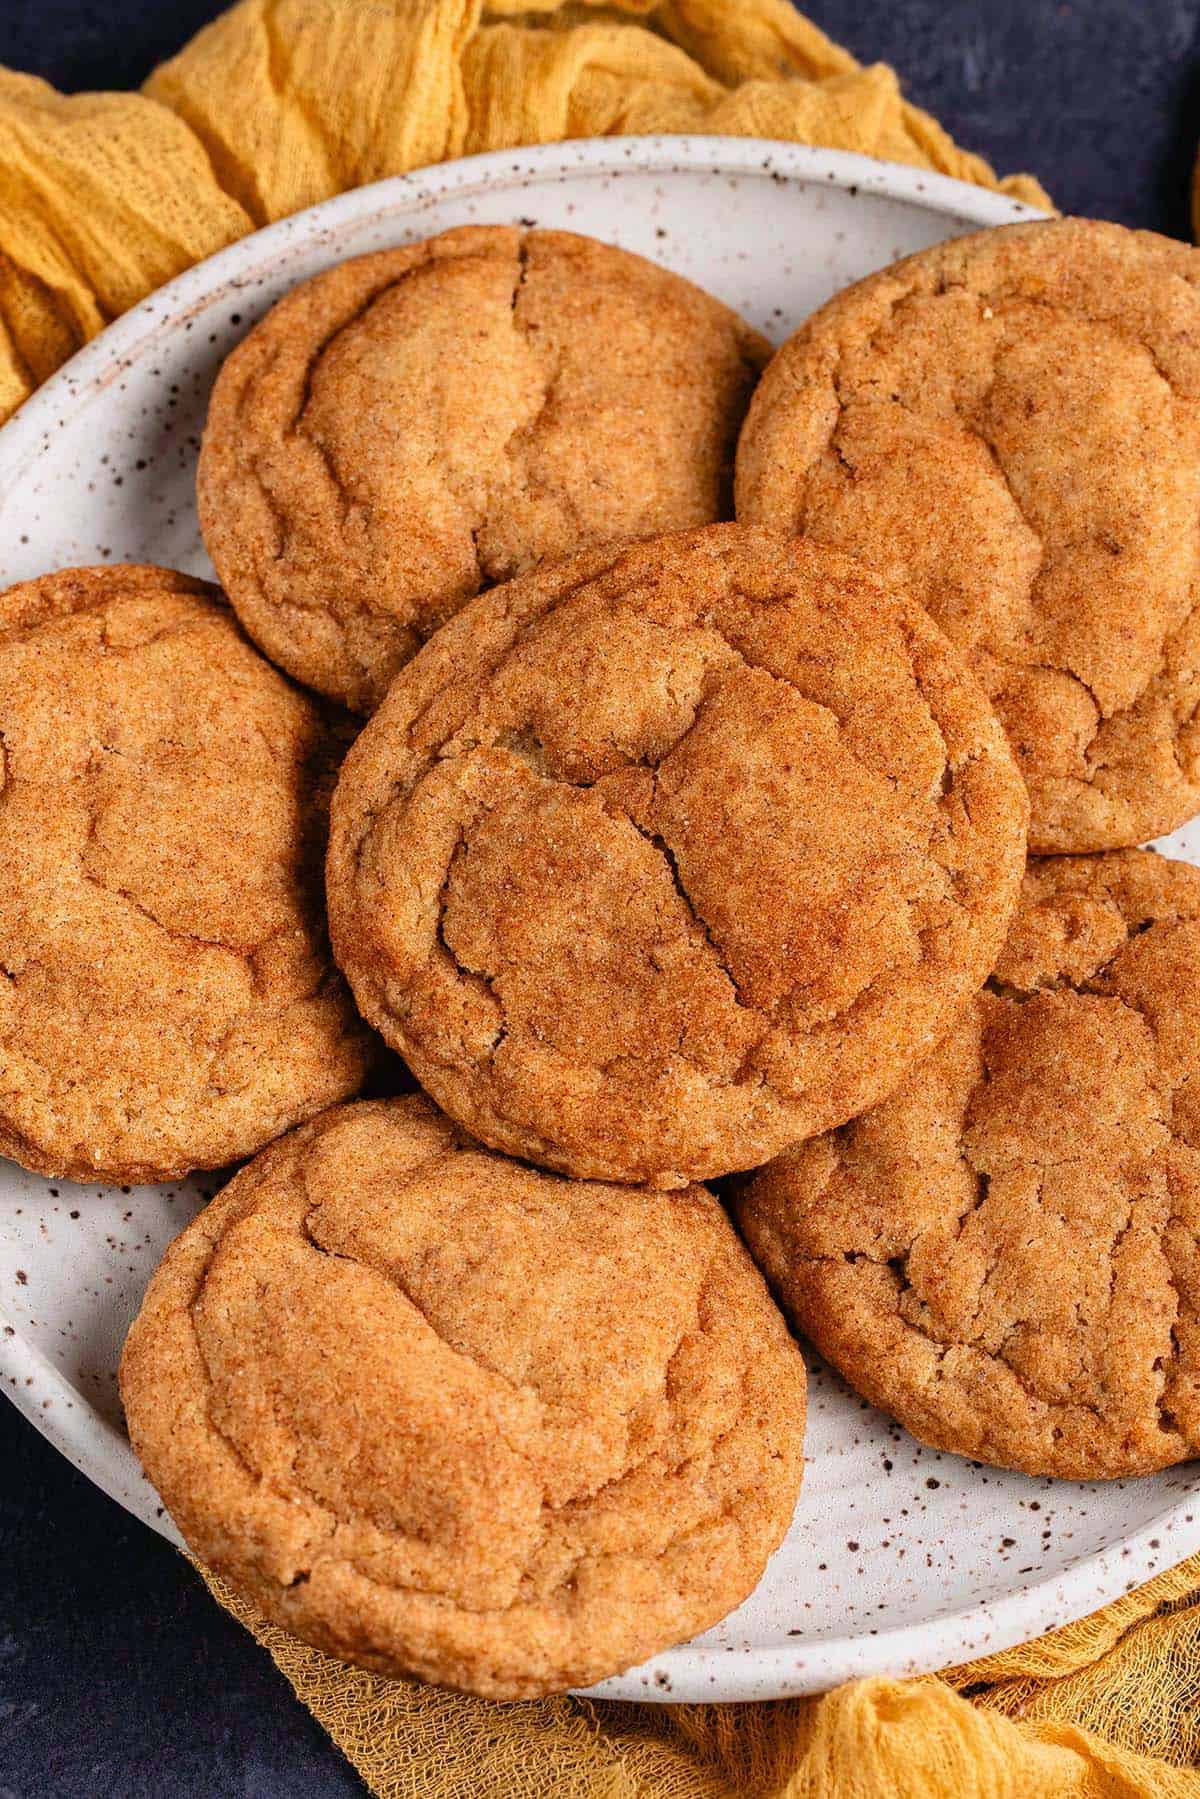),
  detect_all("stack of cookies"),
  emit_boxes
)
[5,217,1200,1698]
